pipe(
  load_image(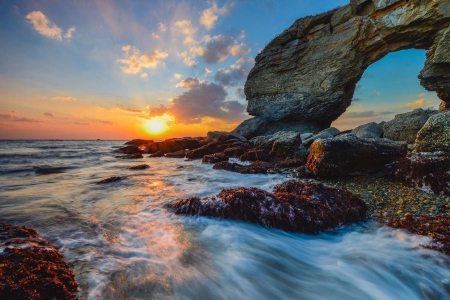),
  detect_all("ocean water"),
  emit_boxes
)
[1,140,450,300]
